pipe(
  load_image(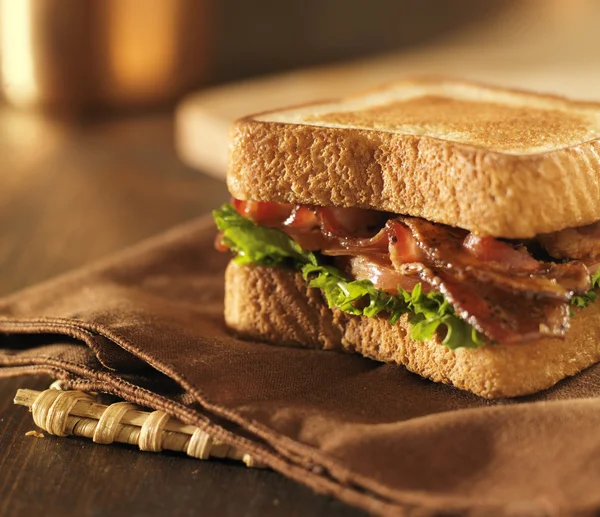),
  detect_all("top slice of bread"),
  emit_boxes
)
[228,78,600,238]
